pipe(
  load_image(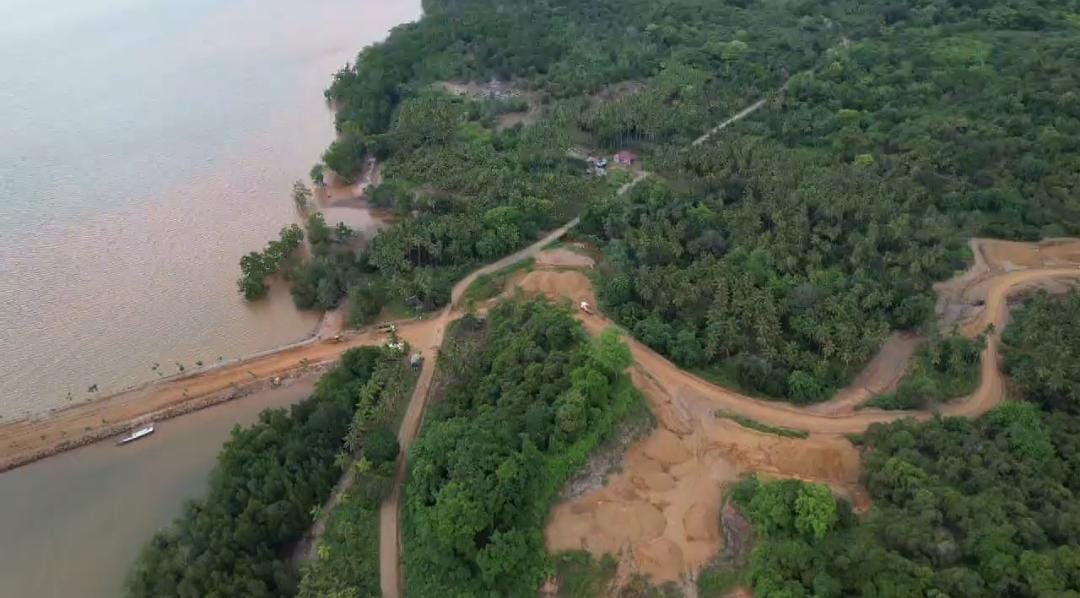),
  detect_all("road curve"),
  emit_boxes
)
[376,91,865,595]
[575,267,1080,436]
